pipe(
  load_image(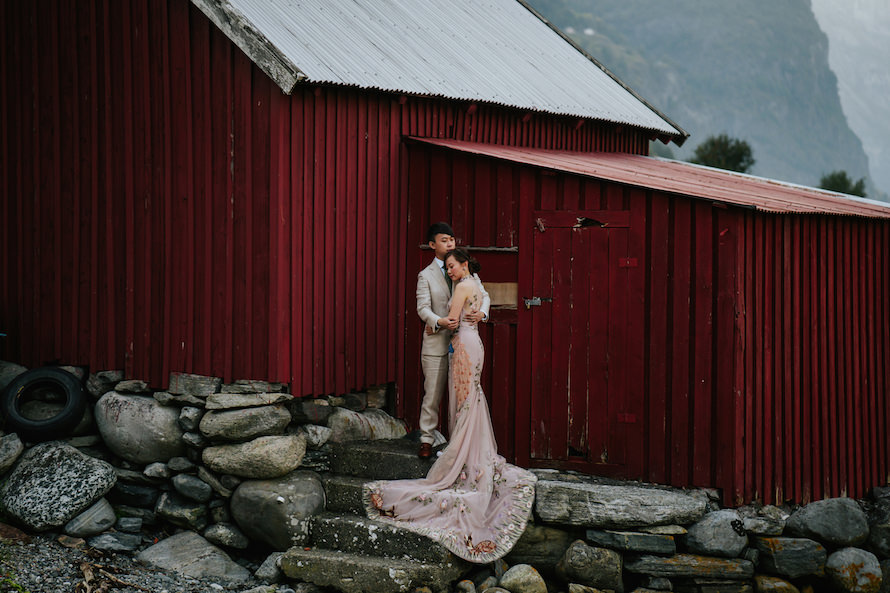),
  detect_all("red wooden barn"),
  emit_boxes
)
[2,0,889,506]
